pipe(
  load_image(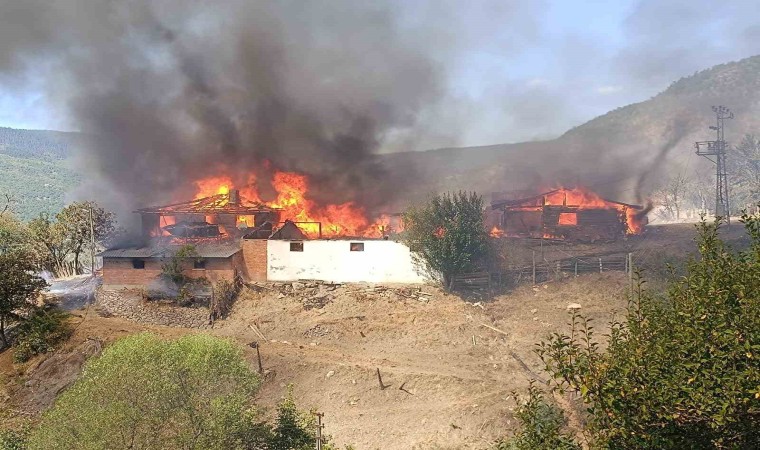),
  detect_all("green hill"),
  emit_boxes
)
[0,127,81,220]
